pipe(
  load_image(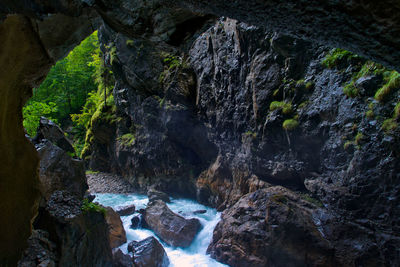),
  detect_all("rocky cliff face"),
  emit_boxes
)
[83,17,400,266]
[1,0,400,265]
